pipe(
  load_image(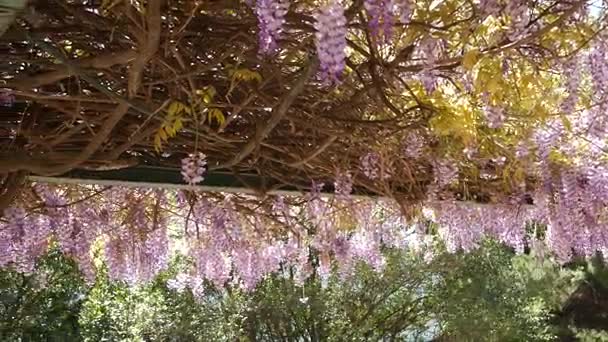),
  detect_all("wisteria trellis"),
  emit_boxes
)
[2,0,608,295]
